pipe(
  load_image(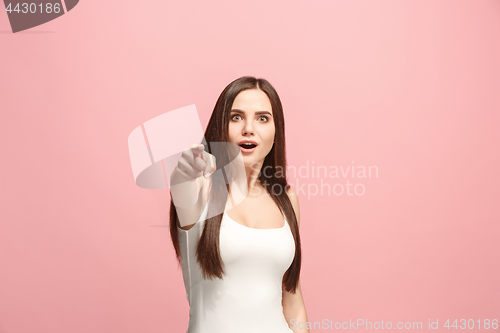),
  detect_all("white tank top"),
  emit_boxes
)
[176,200,295,333]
